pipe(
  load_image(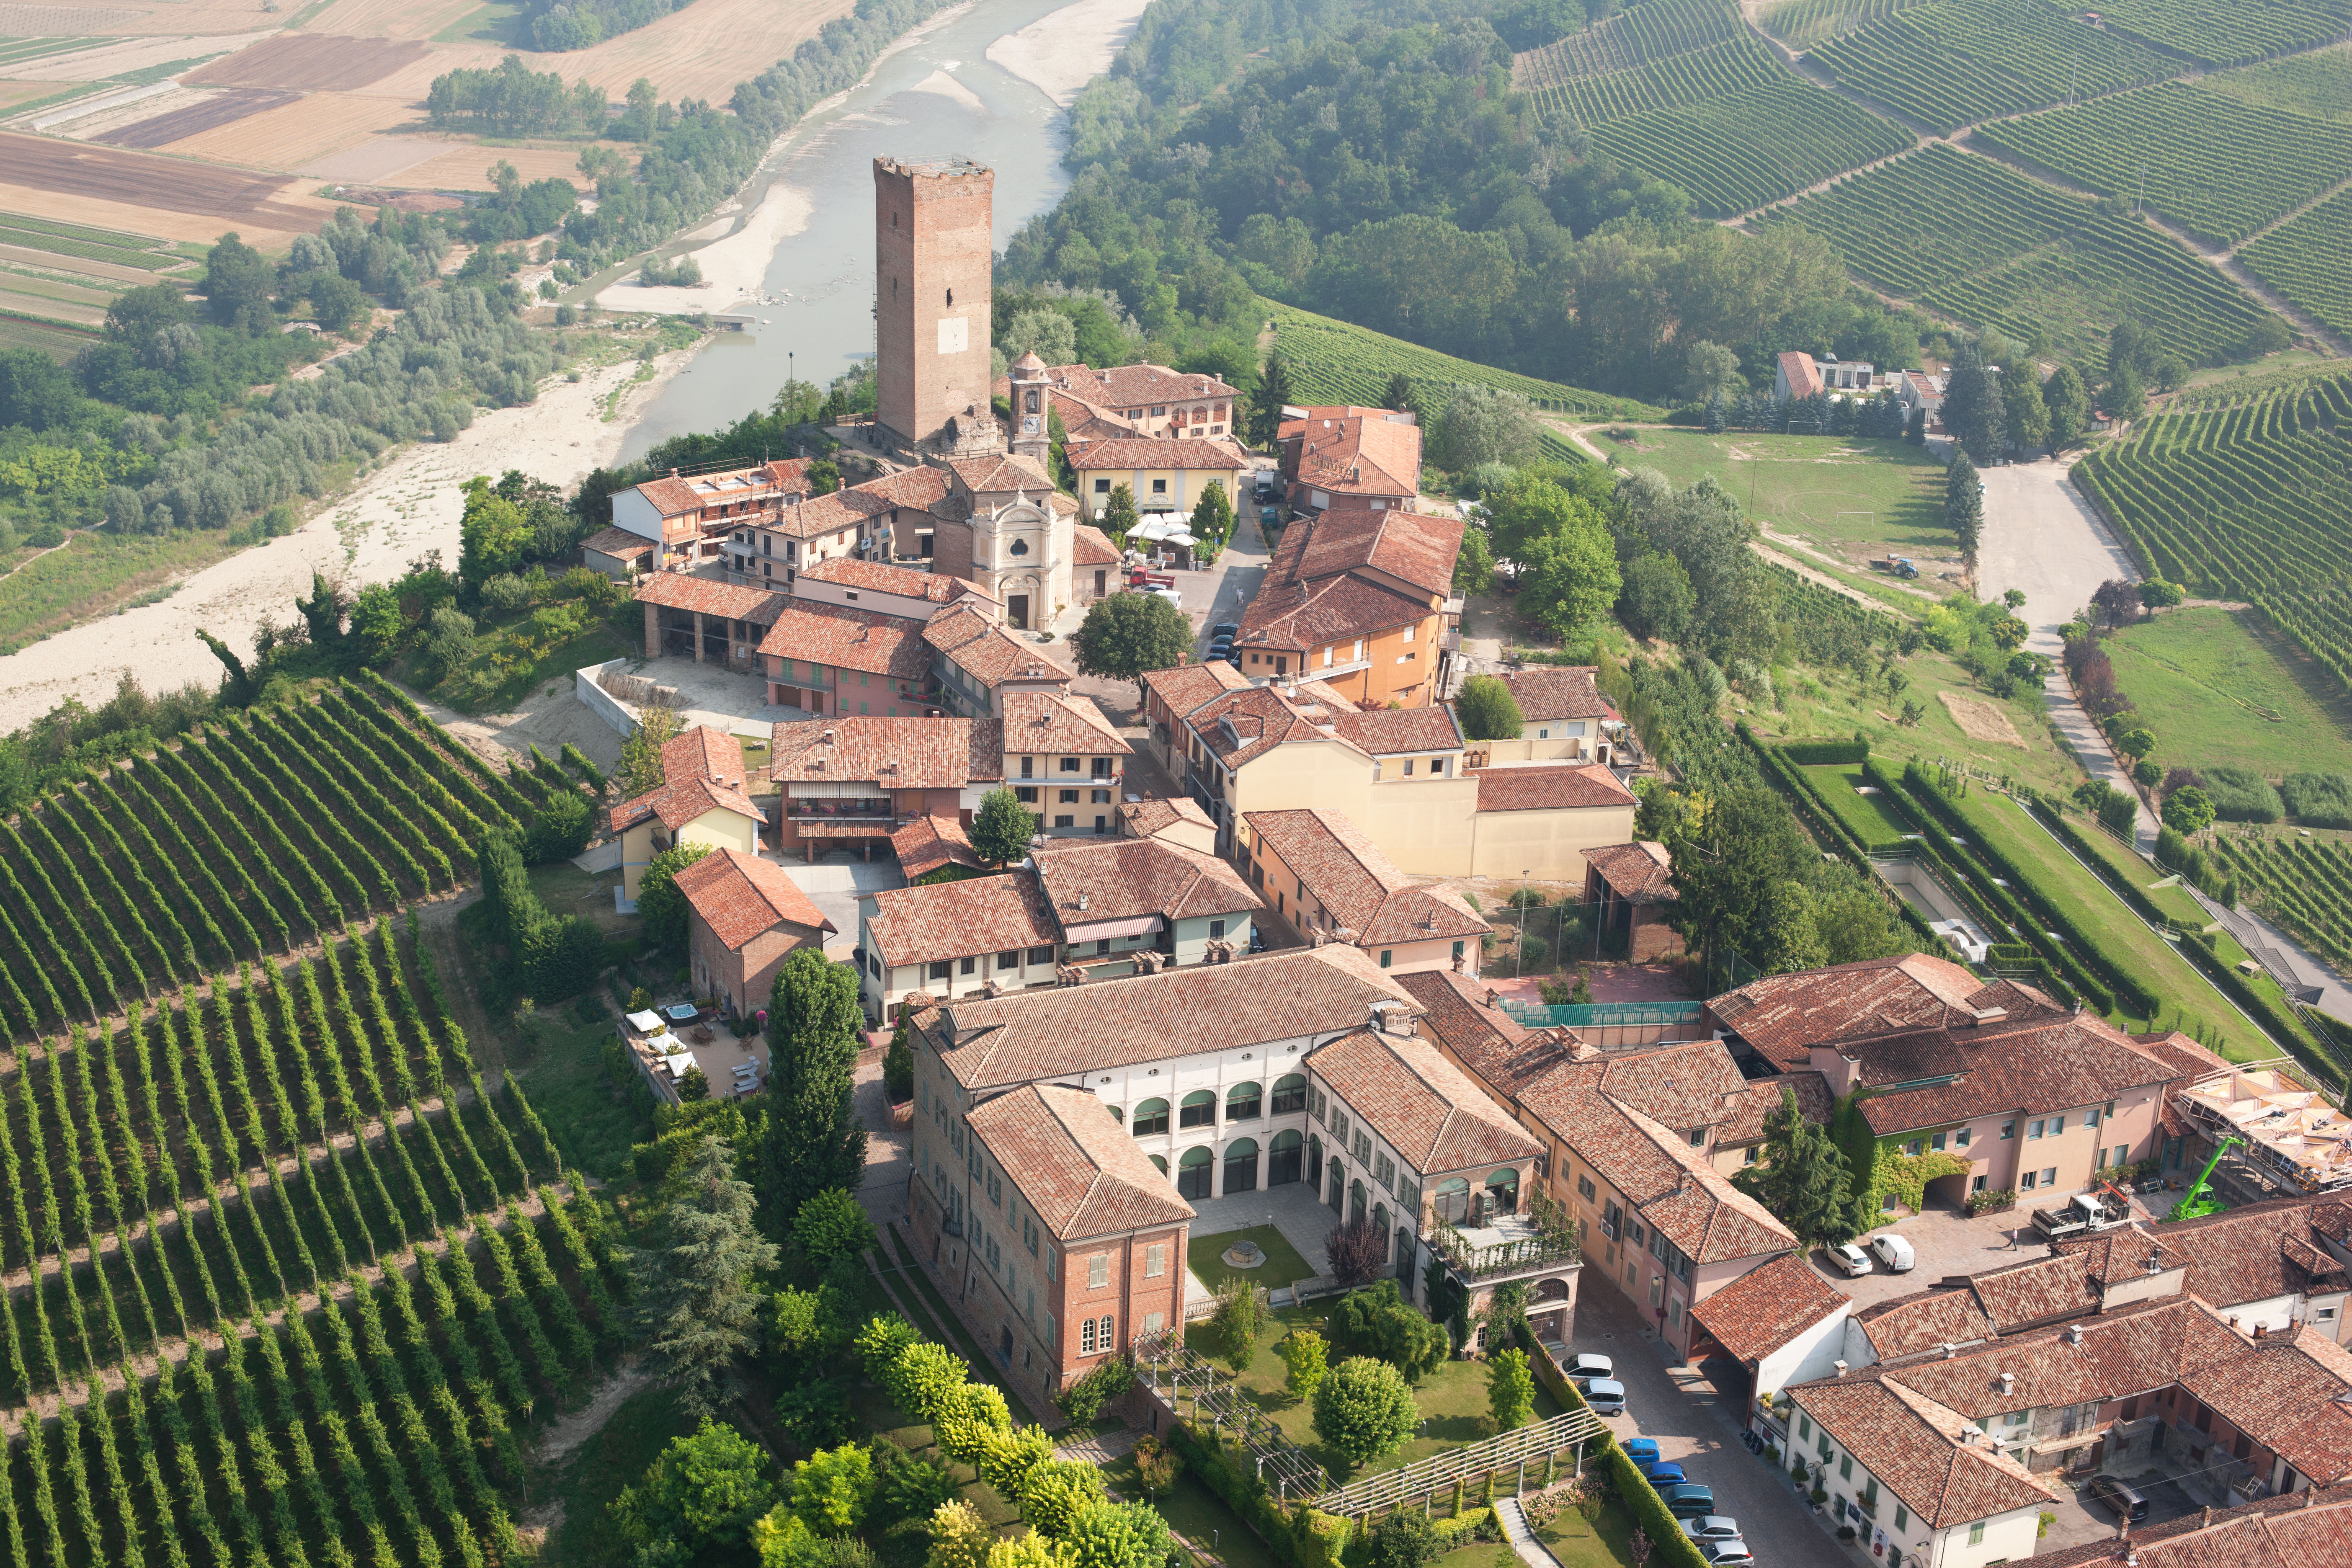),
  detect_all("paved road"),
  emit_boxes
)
[1973,452,2158,846]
